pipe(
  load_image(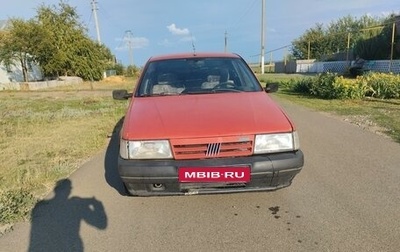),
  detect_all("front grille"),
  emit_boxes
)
[171,136,254,160]
[206,143,221,157]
